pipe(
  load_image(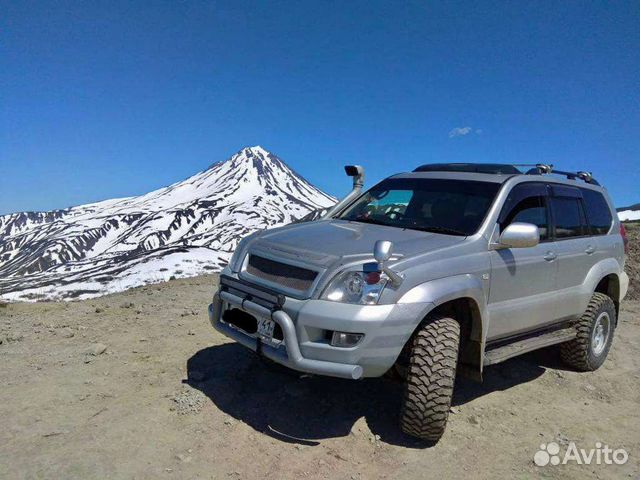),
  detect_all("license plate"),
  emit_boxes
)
[257,318,276,339]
